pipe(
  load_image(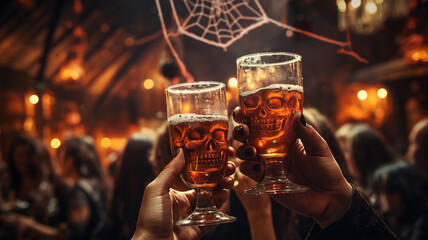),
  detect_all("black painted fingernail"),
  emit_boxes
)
[252,164,261,172]
[232,110,235,119]
[237,126,245,135]
[300,112,306,126]
[244,147,254,157]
